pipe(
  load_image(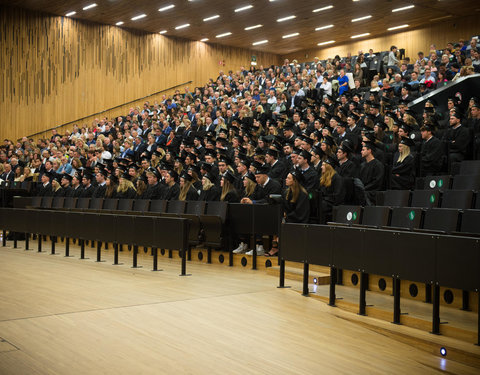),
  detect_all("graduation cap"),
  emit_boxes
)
[254,164,271,175]
[222,170,236,184]
[244,172,256,182]
[218,154,232,165]
[167,170,179,182]
[290,167,305,184]
[204,149,216,158]
[199,161,213,172]
[146,167,160,179]
[298,150,312,162]
[348,113,360,122]
[180,171,193,182]
[188,164,201,176]
[61,174,72,182]
[121,171,131,180]
[266,148,279,159]
[370,103,380,110]
[324,156,339,168]
[451,111,462,120]
[283,121,295,131]
[362,141,376,150]
[301,135,314,146]
[138,174,148,184]
[311,146,325,157]
[375,122,388,131]
[321,135,336,147]
[337,121,348,129]
[203,172,216,184]
[400,136,415,148]
[153,149,163,158]
[424,107,435,114]
[400,122,413,134]
[339,142,353,154]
